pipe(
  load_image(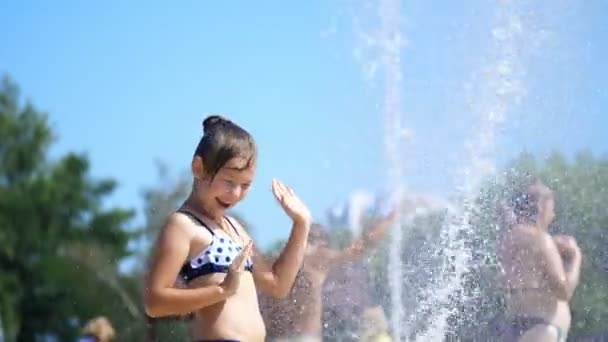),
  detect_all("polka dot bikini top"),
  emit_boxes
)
[177,209,254,283]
